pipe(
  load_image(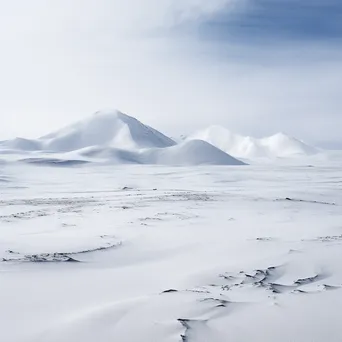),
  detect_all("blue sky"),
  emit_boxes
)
[0,0,341,147]
[198,0,342,42]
